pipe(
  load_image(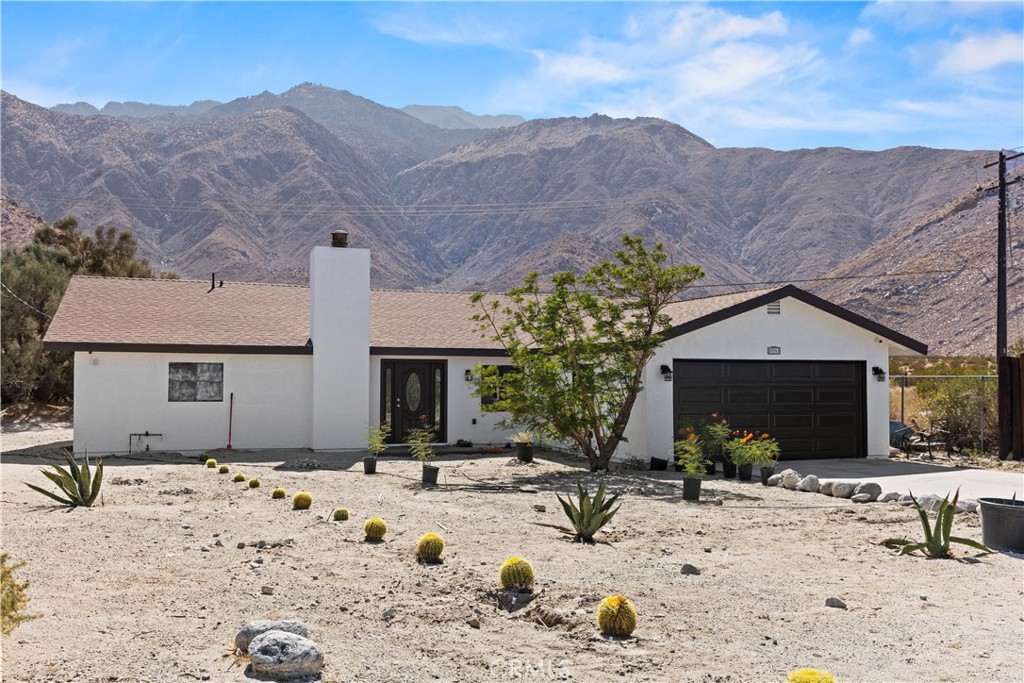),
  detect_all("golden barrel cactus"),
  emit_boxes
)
[332,507,349,522]
[218,464,230,474]
[205,458,218,468]
[364,517,387,541]
[271,488,286,499]
[232,472,246,482]
[787,670,836,683]
[292,491,313,510]
[248,477,260,488]
[416,533,445,563]
[499,557,534,590]
[596,595,637,637]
